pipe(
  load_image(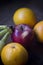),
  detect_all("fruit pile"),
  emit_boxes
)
[0,8,43,65]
